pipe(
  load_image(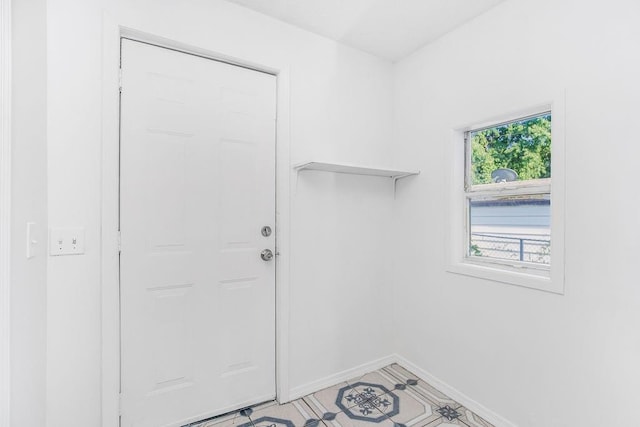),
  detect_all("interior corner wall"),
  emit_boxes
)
[10,0,48,426]
[391,0,640,426]
[45,0,394,425]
